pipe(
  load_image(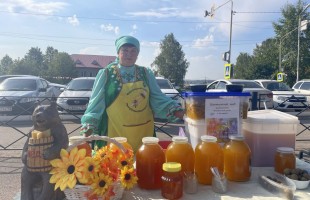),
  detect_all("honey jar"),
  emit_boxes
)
[274,147,295,174]
[161,162,183,199]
